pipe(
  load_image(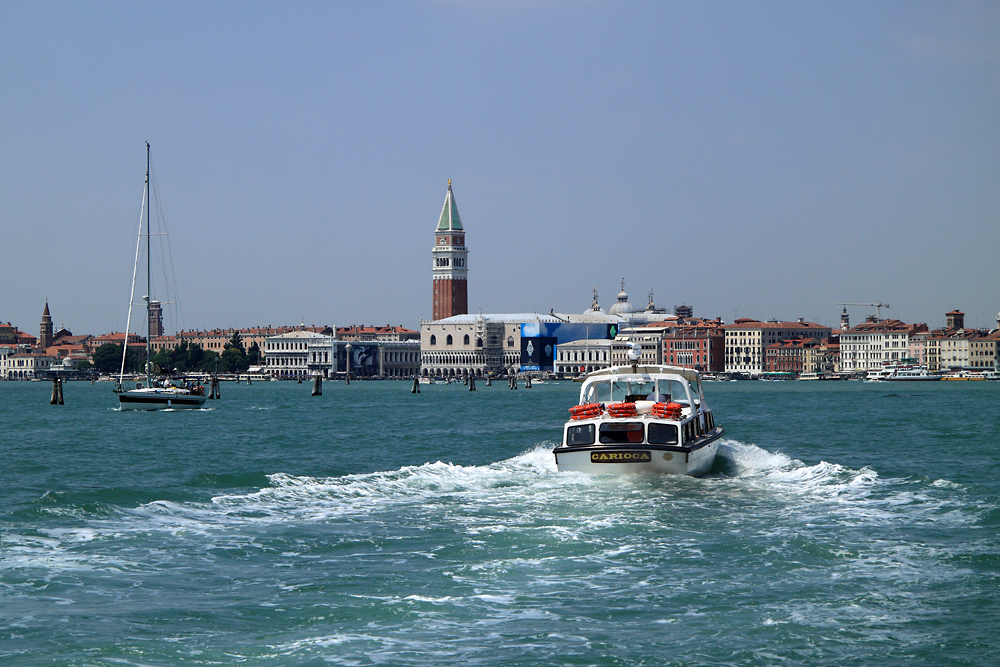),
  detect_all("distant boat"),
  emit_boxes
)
[885,366,941,382]
[115,144,206,411]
